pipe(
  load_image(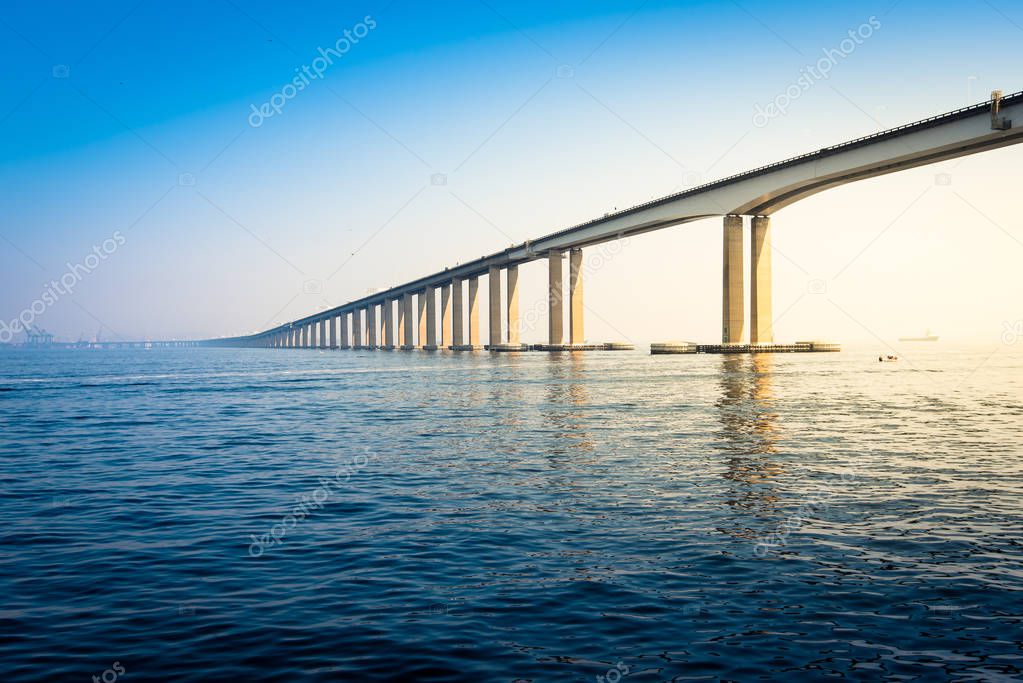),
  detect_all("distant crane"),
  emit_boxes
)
[26,326,54,346]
